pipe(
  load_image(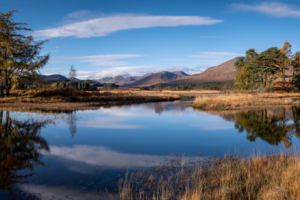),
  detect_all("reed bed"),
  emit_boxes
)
[193,93,300,110]
[119,151,300,200]
[0,88,180,107]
